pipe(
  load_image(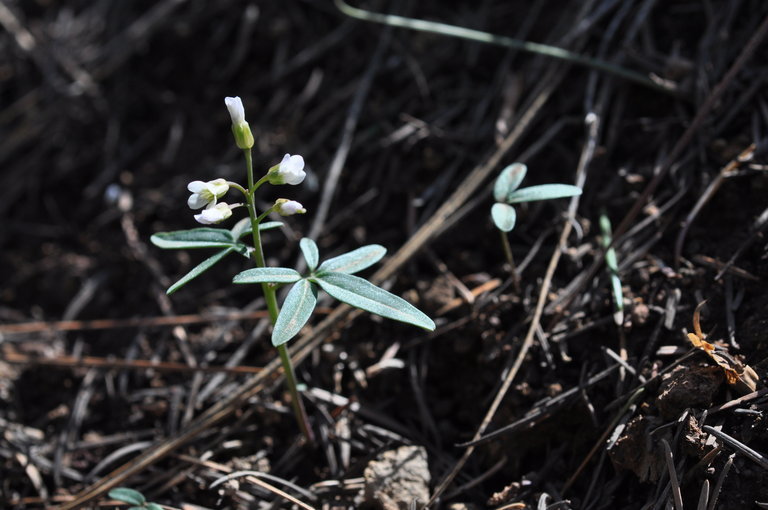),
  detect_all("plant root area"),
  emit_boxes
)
[3,2,768,509]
